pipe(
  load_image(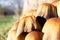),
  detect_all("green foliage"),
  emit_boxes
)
[0,16,16,40]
